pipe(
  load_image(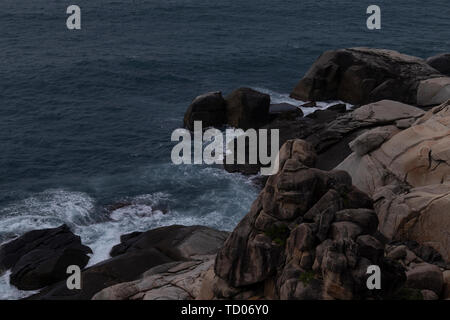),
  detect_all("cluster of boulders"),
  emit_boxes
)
[1,47,449,300]
[384,241,449,300]
[290,48,450,107]
[0,225,227,300]
[183,88,271,131]
[198,140,404,299]
[186,49,450,175]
